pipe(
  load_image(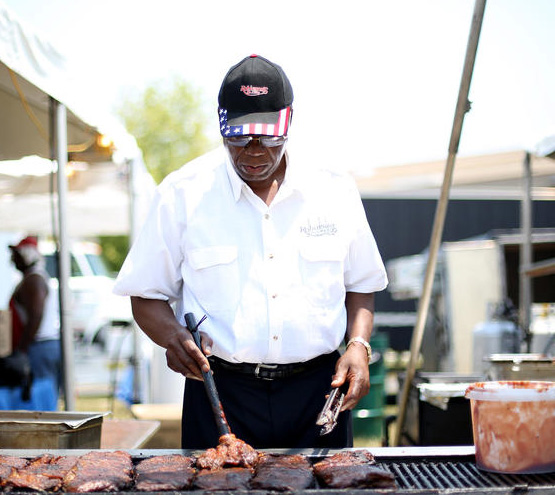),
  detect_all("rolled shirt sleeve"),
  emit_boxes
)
[114,181,184,304]
[343,176,388,293]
